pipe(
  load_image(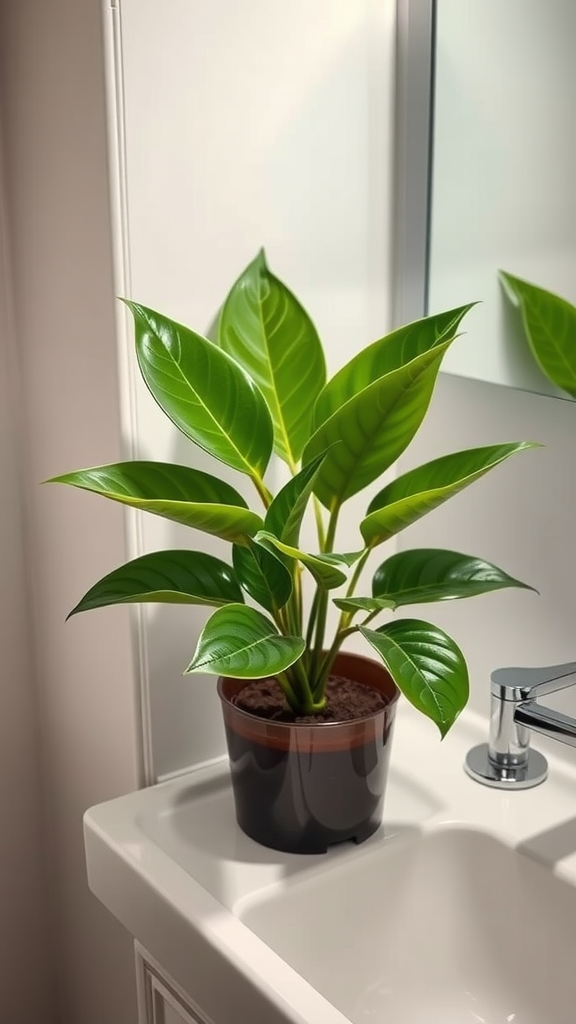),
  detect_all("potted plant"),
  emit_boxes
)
[50,252,536,853]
